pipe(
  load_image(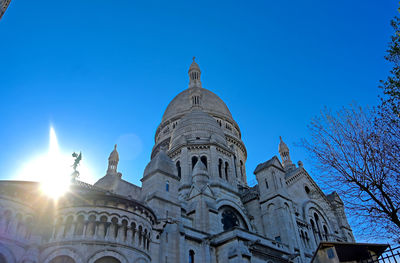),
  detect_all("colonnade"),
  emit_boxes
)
[52,213,151,251]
